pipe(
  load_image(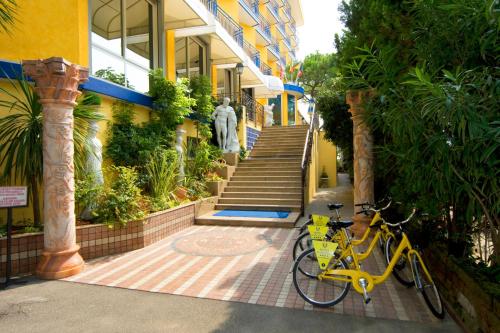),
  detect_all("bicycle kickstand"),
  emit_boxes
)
[359,278,371,304]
